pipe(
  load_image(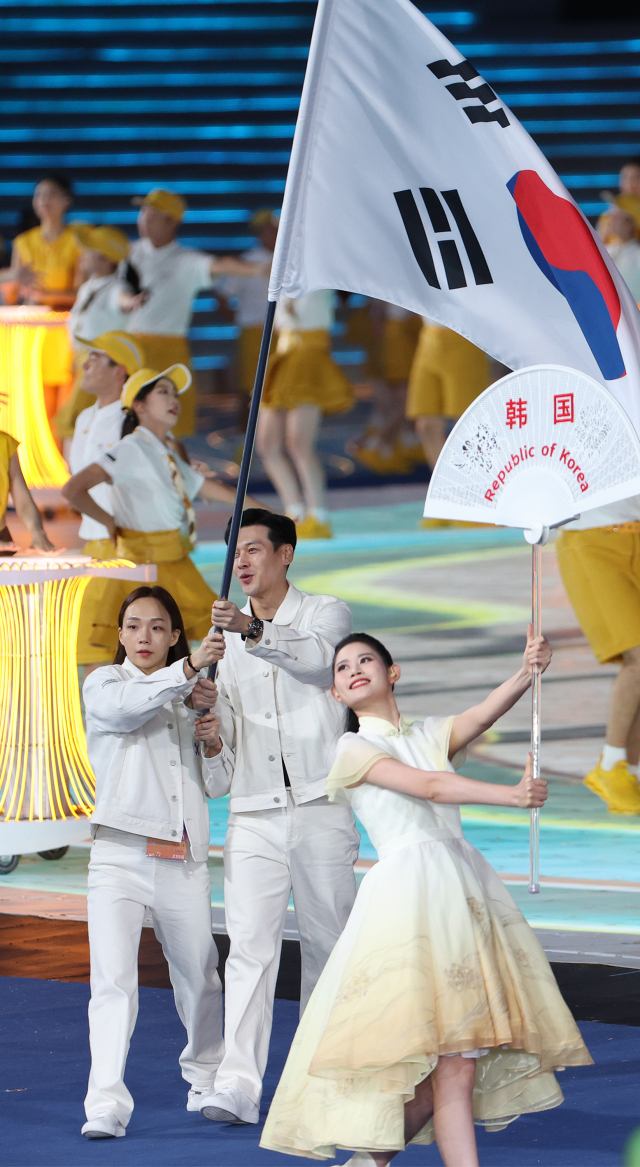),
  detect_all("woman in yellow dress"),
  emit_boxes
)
[261,630,591,1166]
[0,174,81,421]
[62,363,265,656]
